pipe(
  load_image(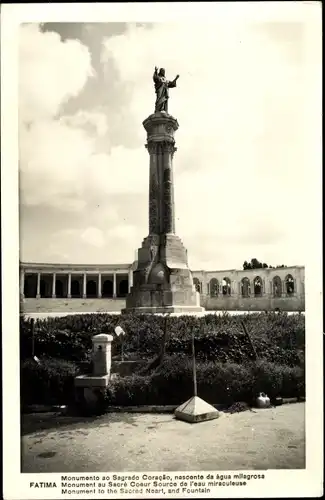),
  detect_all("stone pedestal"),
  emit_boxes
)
[124,112,204,314]
[74,334,113,413]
